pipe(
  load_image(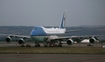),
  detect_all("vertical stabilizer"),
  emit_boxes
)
[59,10,66,29]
